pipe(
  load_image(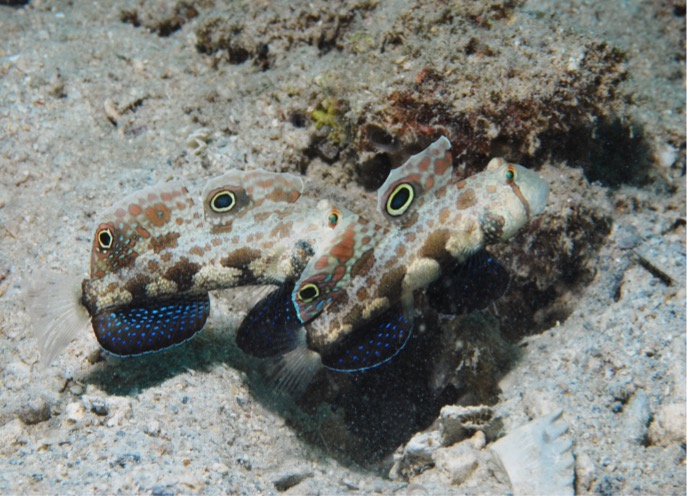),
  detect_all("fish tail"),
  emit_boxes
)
[24,271,90,367]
